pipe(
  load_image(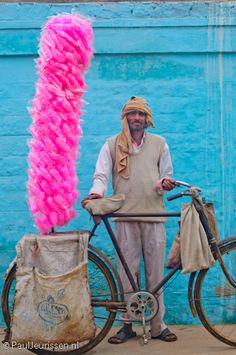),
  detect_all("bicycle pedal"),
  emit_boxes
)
[140,334,149,346]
